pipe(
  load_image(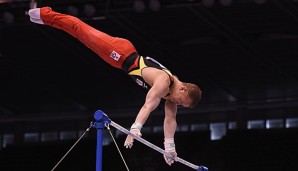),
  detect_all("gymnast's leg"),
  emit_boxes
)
[28,7,137,69]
